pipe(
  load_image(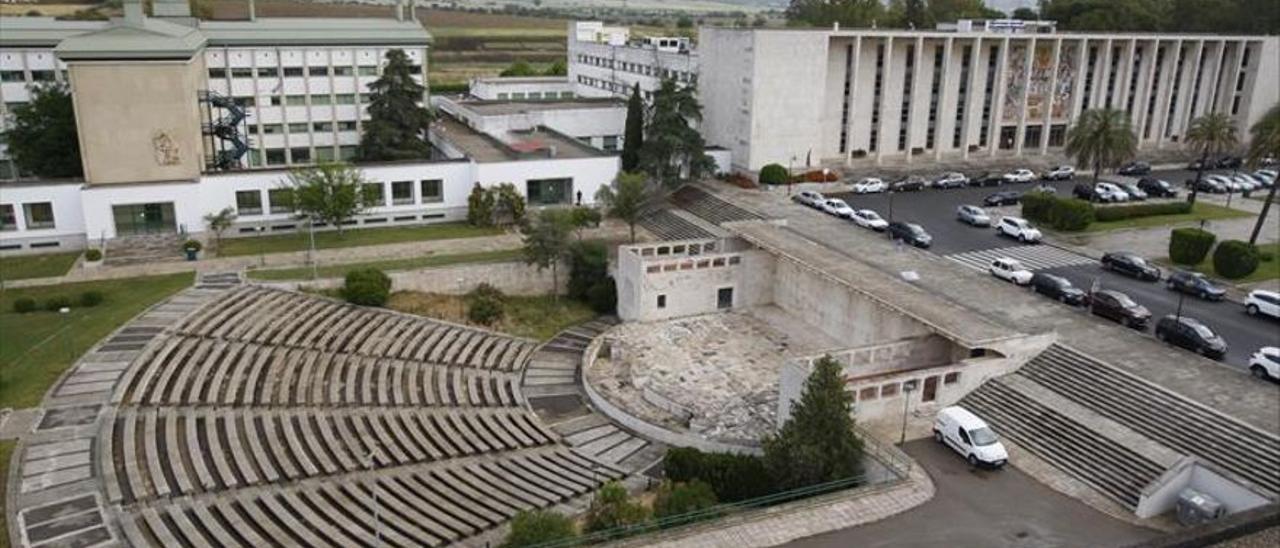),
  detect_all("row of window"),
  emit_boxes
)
[0,202,55,231]
[236,93,367,108]
[0,69,60,83]
[251,120,359,136]
[574,54,696,84]
[494,91,575,101]
[575,75,655,99]
[245,146,359,167]
[208,64,419,80]
[855,372,960,403]
[233,179,445,216]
